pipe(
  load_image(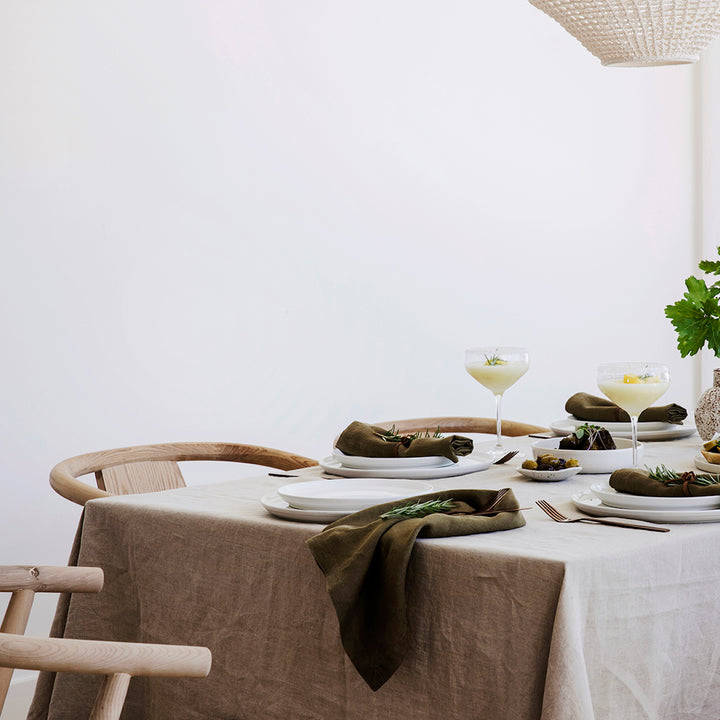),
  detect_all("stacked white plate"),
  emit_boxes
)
[318,449,493,479]
[550,416,696,441]
[571,483,720,523]
[261,478,433,523]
